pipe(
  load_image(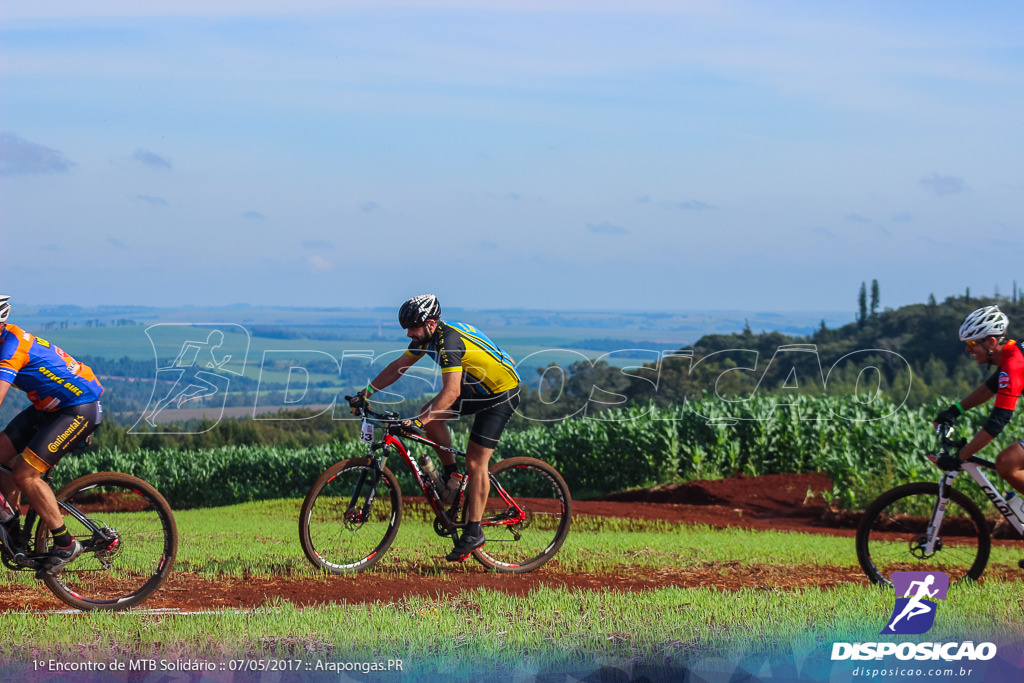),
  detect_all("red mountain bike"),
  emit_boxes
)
[299,399,571,574]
